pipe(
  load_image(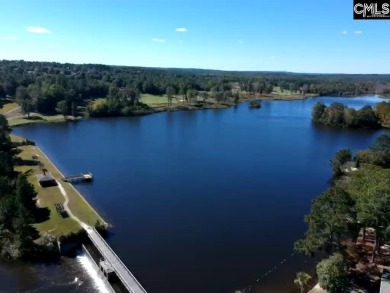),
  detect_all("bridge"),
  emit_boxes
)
[86,227,147,293]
